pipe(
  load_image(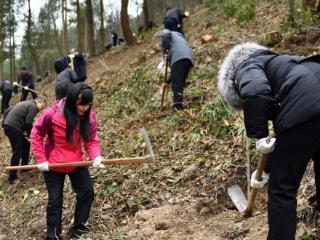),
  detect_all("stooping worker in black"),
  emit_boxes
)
[55,59,78,100]
[0,79,13,114]
[163,7,188,36]
[217,42,320,240]
[3,96,47,184]
[18,66,38,101]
